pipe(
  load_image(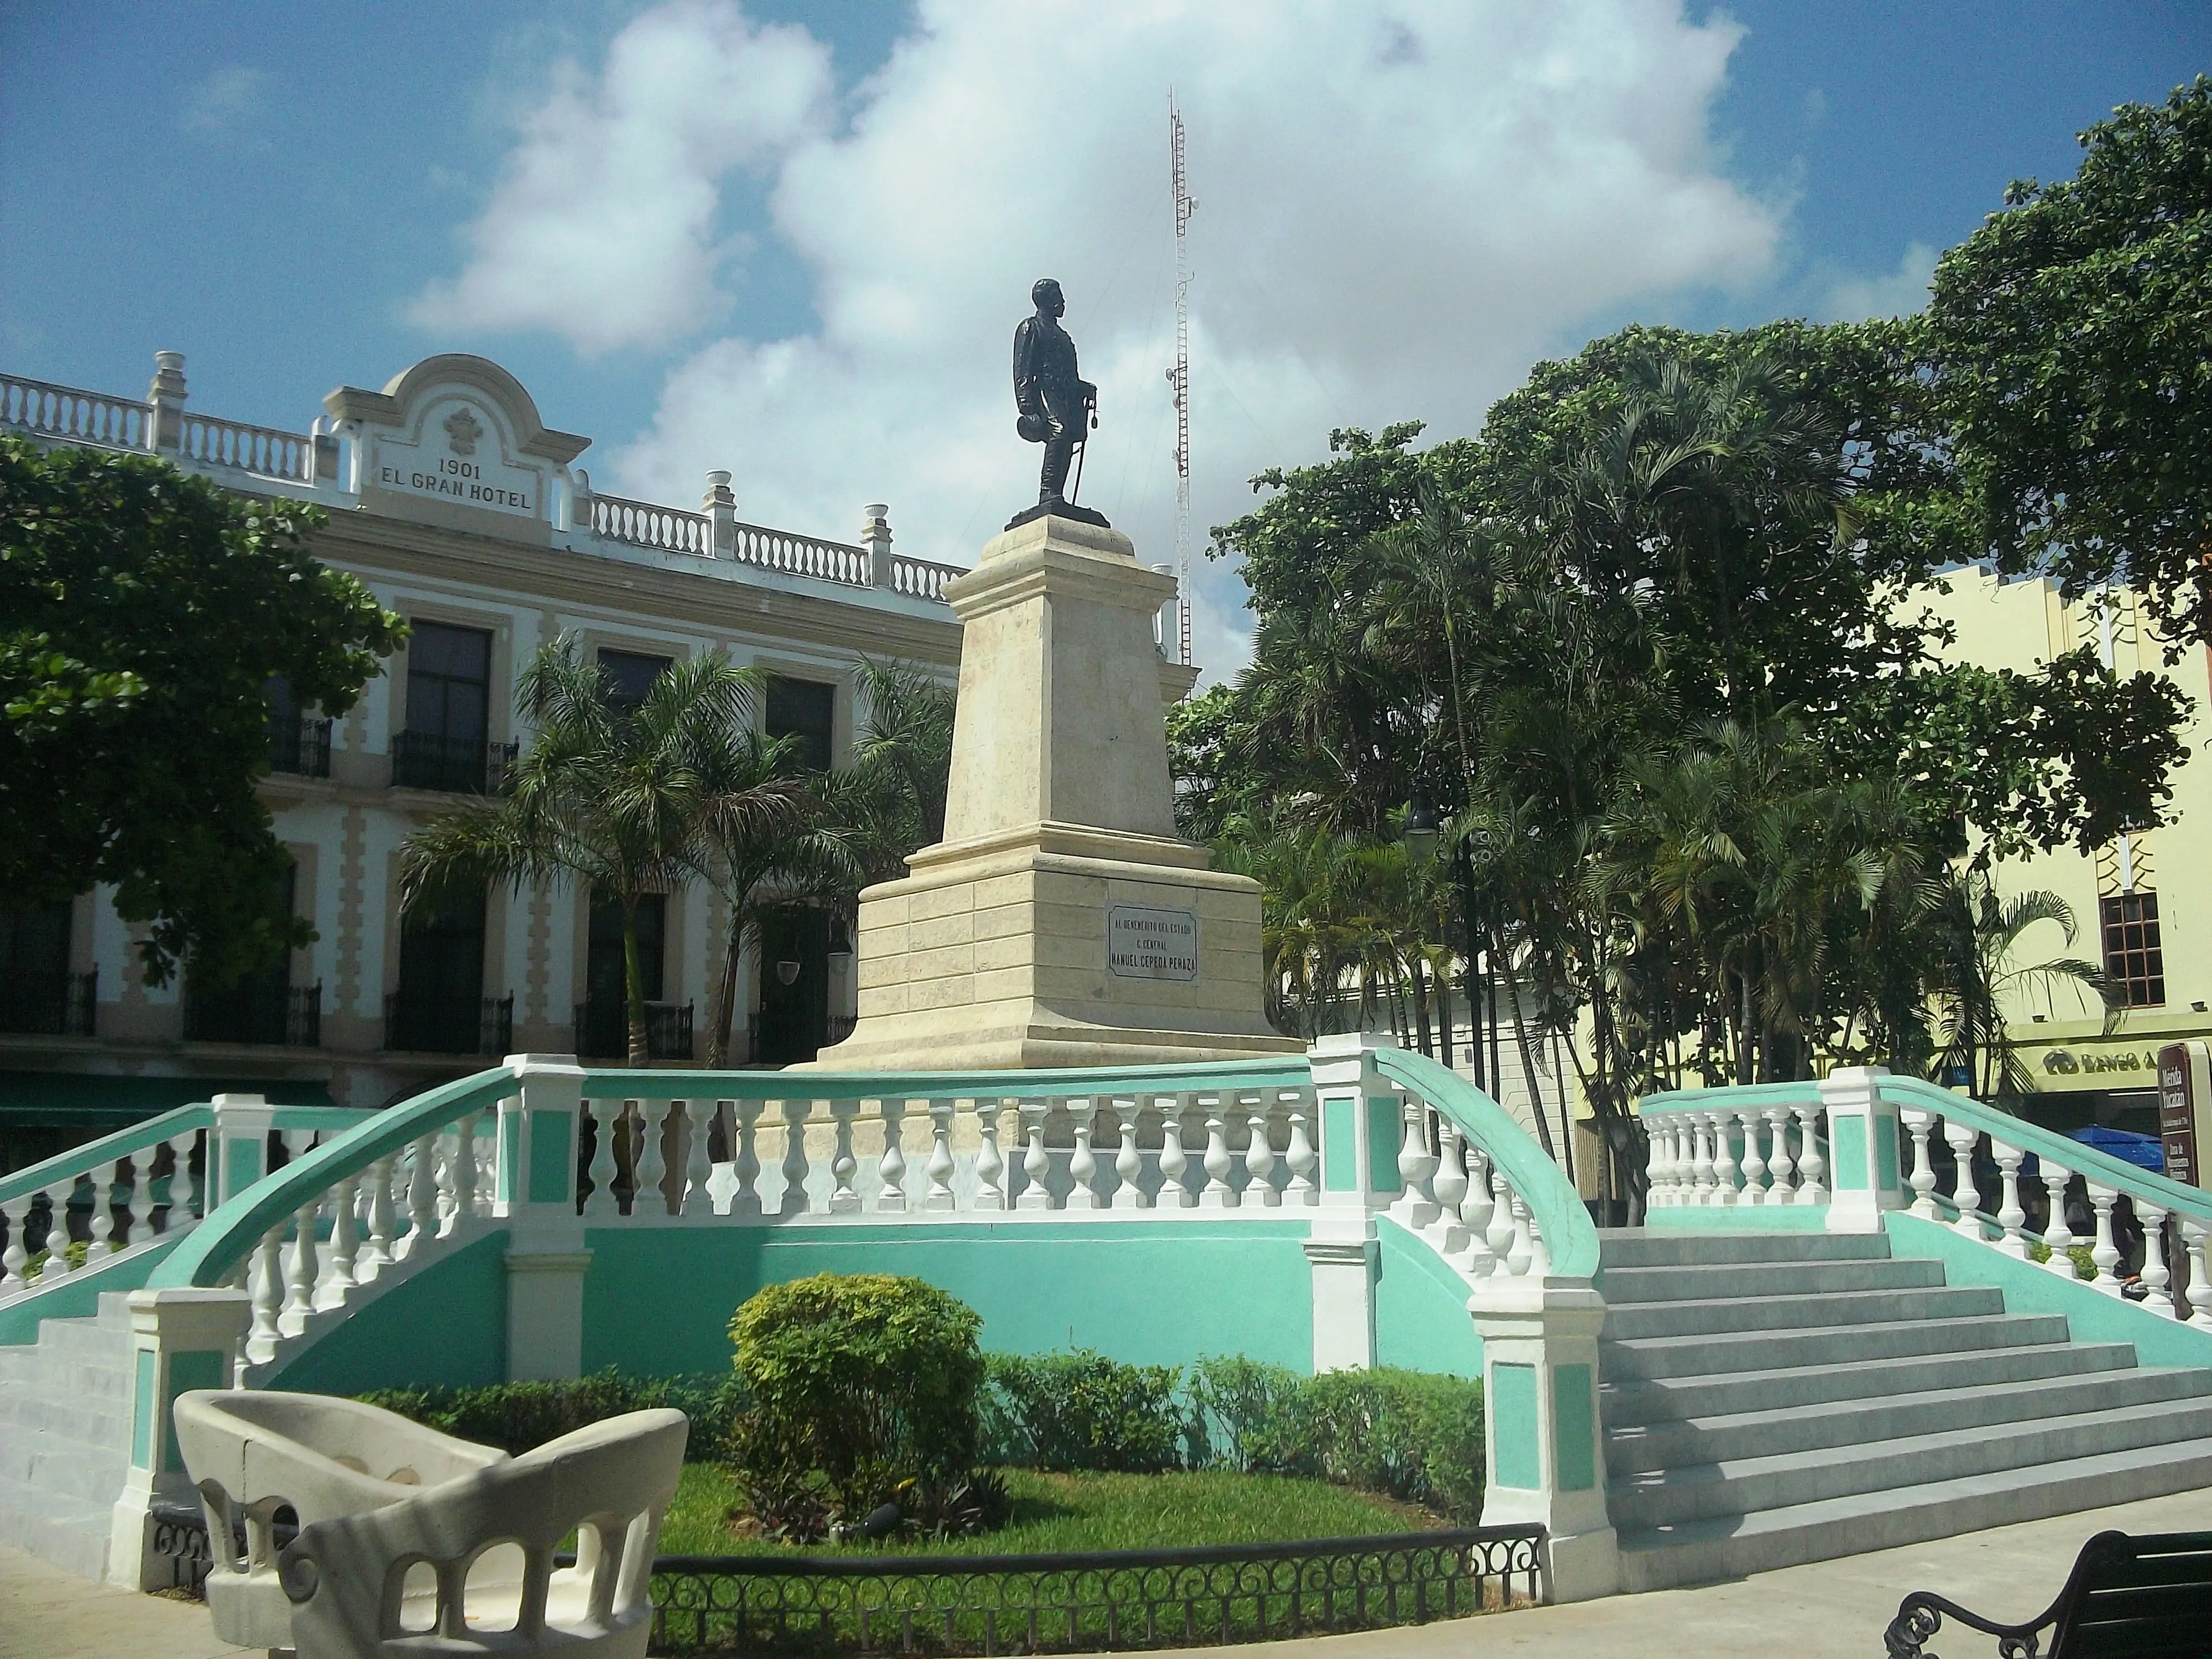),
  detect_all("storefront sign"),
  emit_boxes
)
[370,400,544,519]
[2158,1041,2209,1190]
[2040,1047,2150,1078]
[1107,905,1199,982]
